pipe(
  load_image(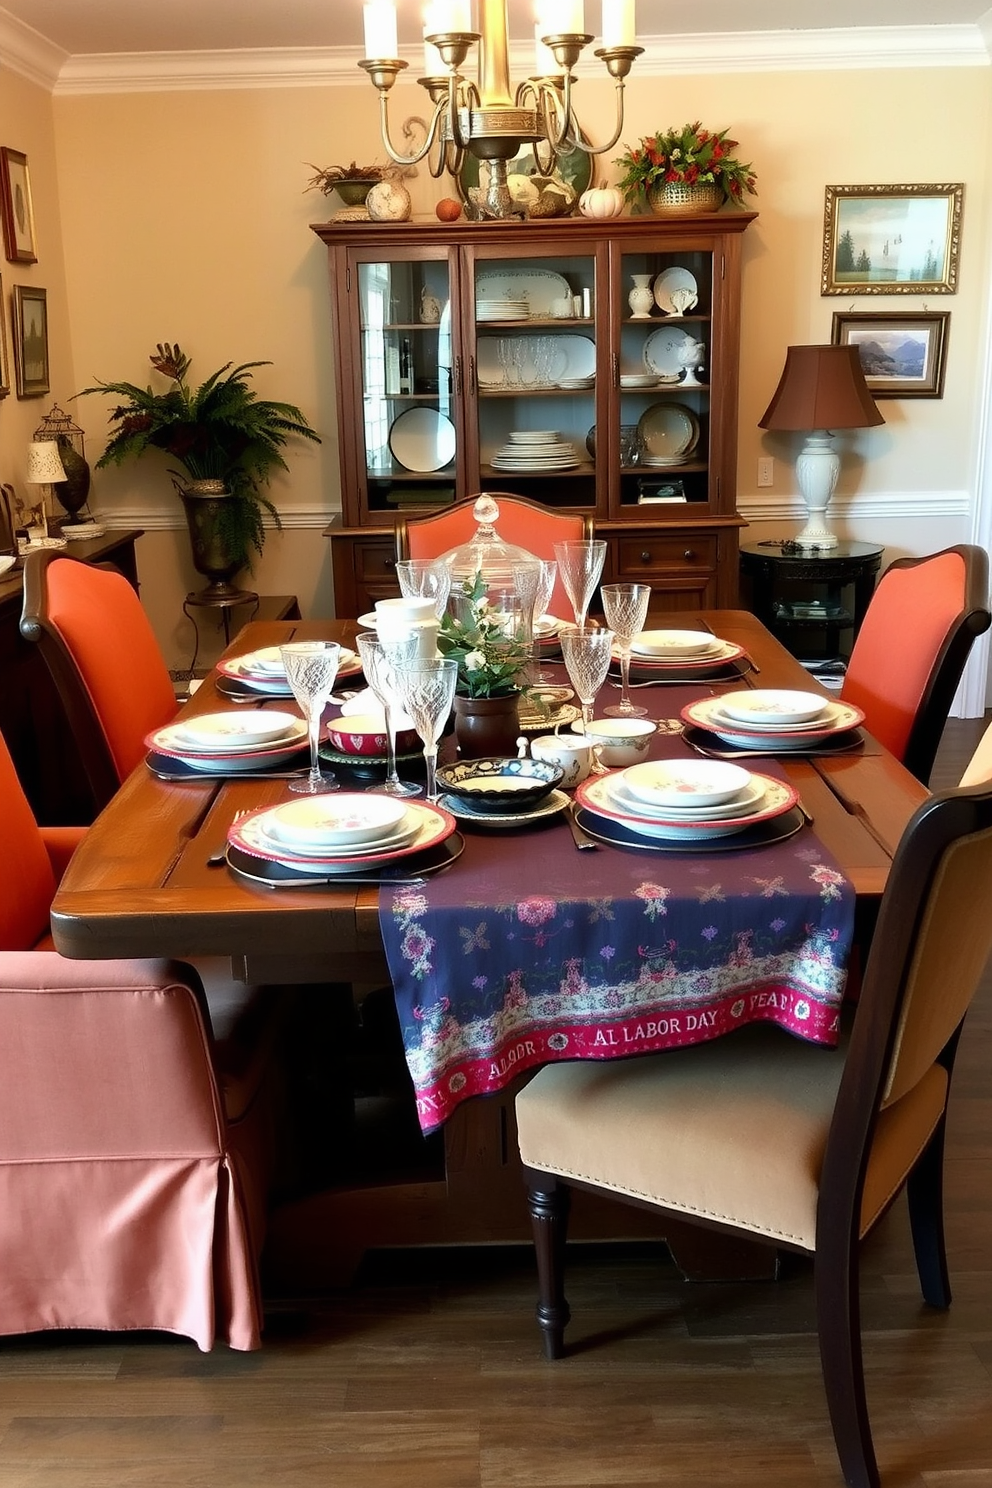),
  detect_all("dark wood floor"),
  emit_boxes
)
[1,718,990,1488]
